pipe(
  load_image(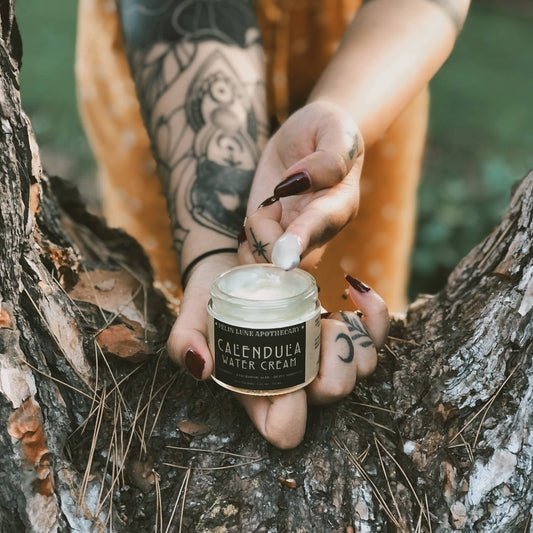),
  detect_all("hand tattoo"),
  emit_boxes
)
[250,228,269,262]
[336,332,355,363]
[348,133,361,161]
[336,312,374,364]
[340,312,374,348]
